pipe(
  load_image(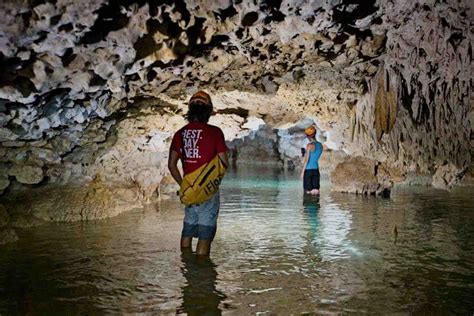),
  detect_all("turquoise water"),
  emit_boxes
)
[0,167,473,314]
